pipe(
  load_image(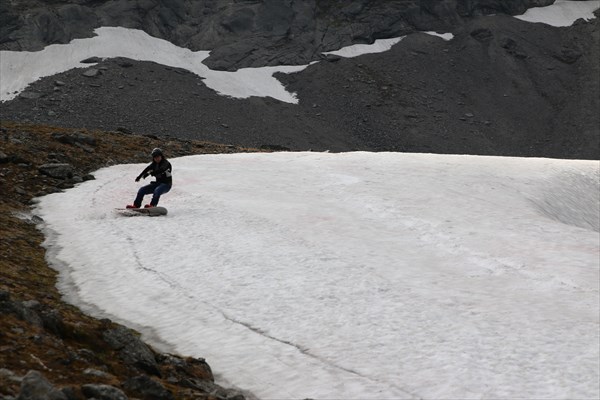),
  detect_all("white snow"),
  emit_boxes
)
[515,0,600,27]
[322,37,407,58]
[321,33,453,59]
[0,27,308,104]
[36,152,600,400]
[424,31,455,41]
